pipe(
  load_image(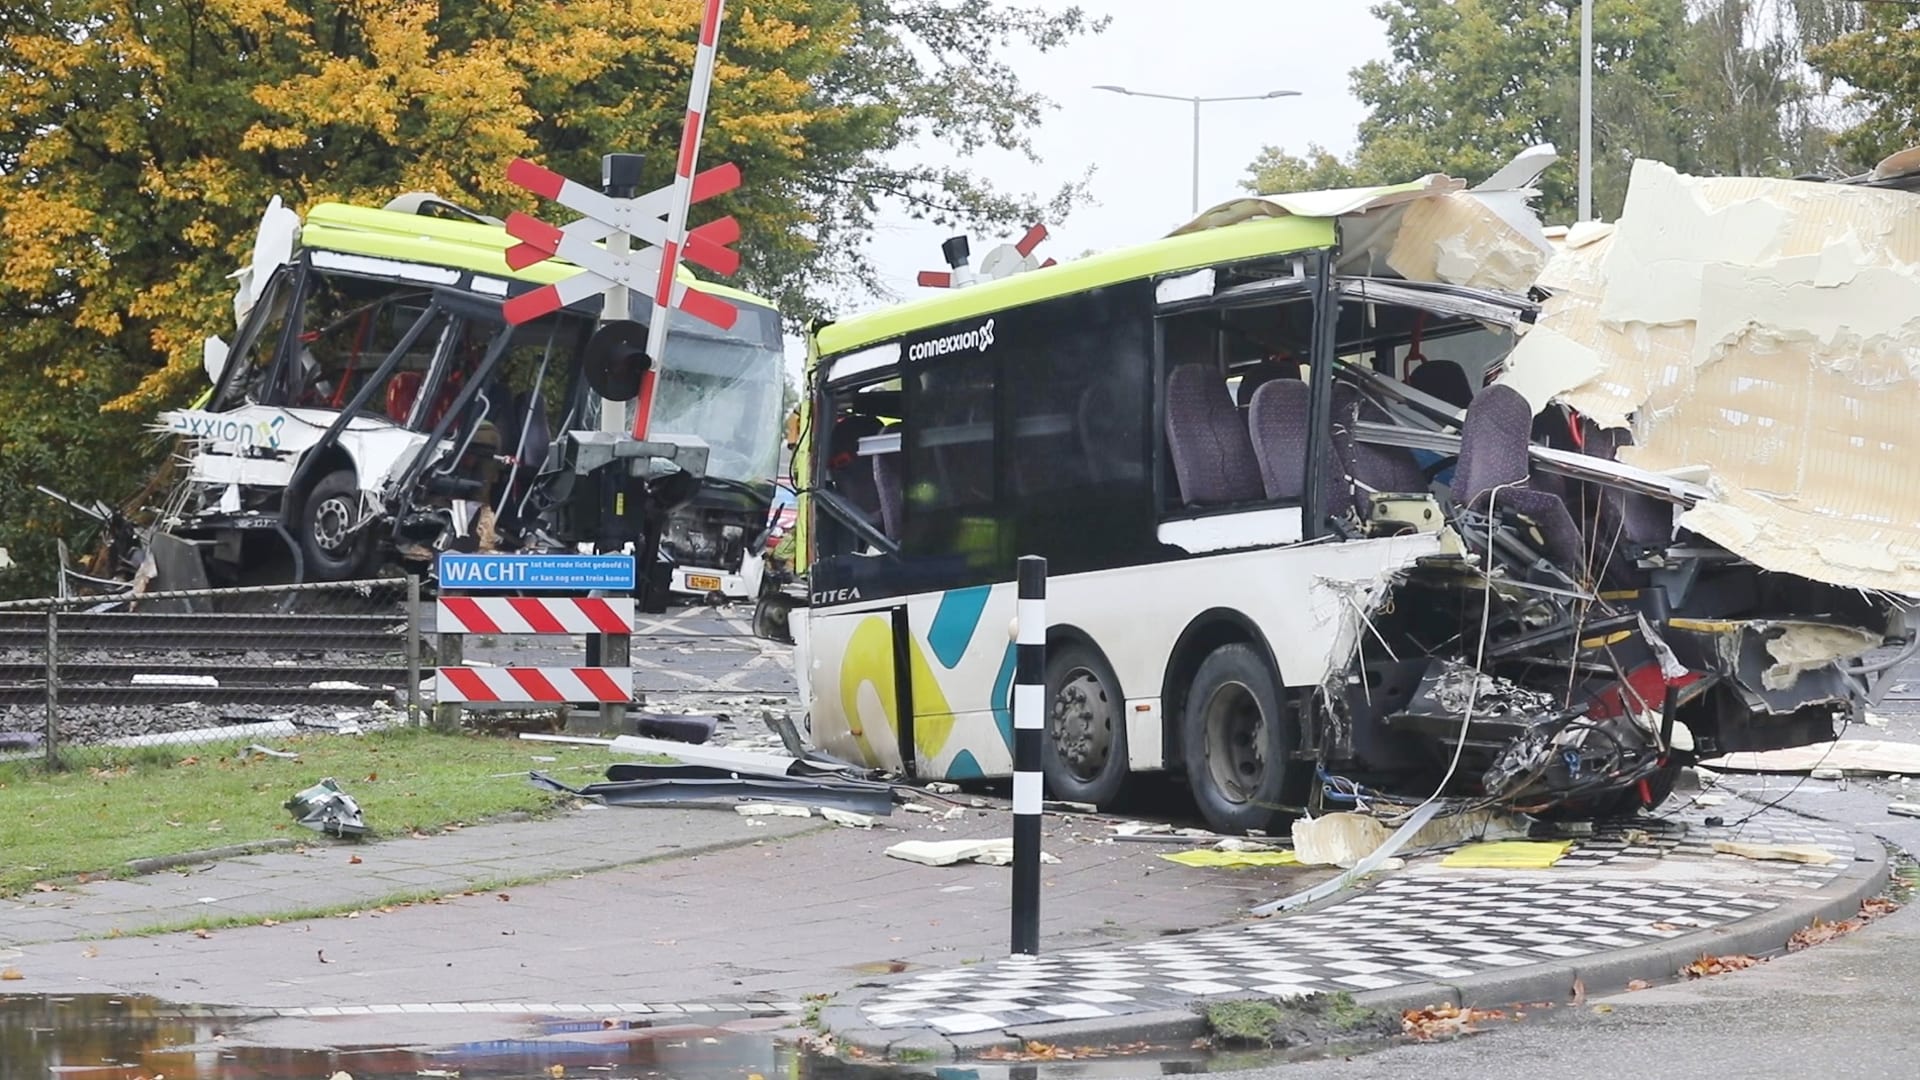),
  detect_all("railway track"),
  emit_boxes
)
[0,612,408,653]
[1,610,415,710]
